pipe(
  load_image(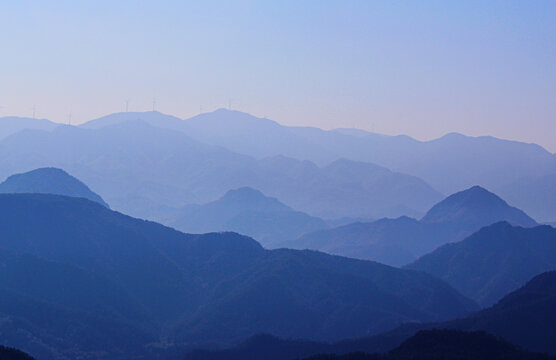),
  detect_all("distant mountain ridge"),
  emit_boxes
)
[0,167,109,207]
[0,116,57,140]
[0,119,441,221]
[77,109,556,221]
[293,186,536,266]
[170,187,328,247]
